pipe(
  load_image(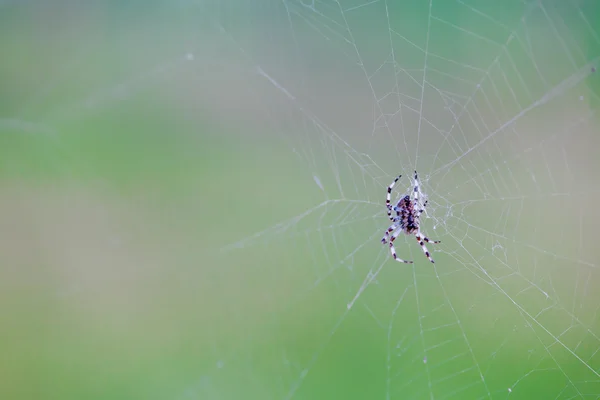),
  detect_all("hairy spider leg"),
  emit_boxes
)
[413,170,422,206]
[415,233,440,263]
[381,225,396,244]
[386,174,402,221]
[389,228,413,263]
[421,234,441,244]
